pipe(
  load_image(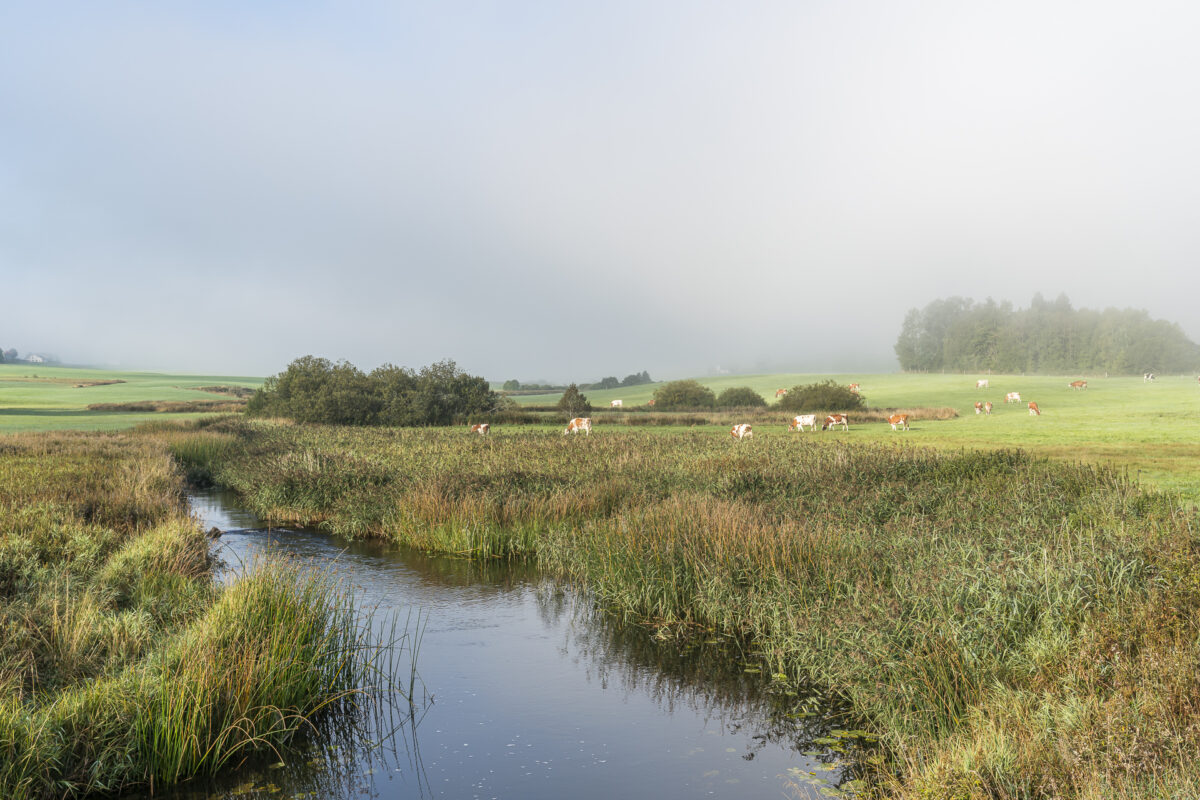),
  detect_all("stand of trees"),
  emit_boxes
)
[895,295,1200,374]
[247,356,499,426]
